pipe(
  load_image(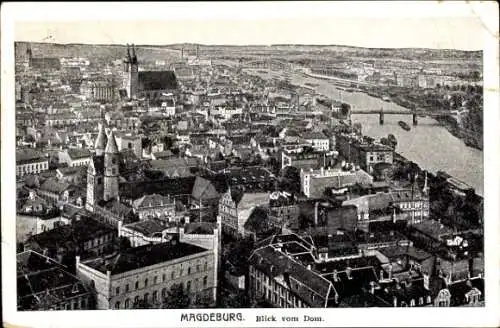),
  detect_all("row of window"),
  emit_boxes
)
[115,266,209,296]
[17,162,48,175]
[84,234,112,250]
[114,277,209,309]
[60,297,87,310]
